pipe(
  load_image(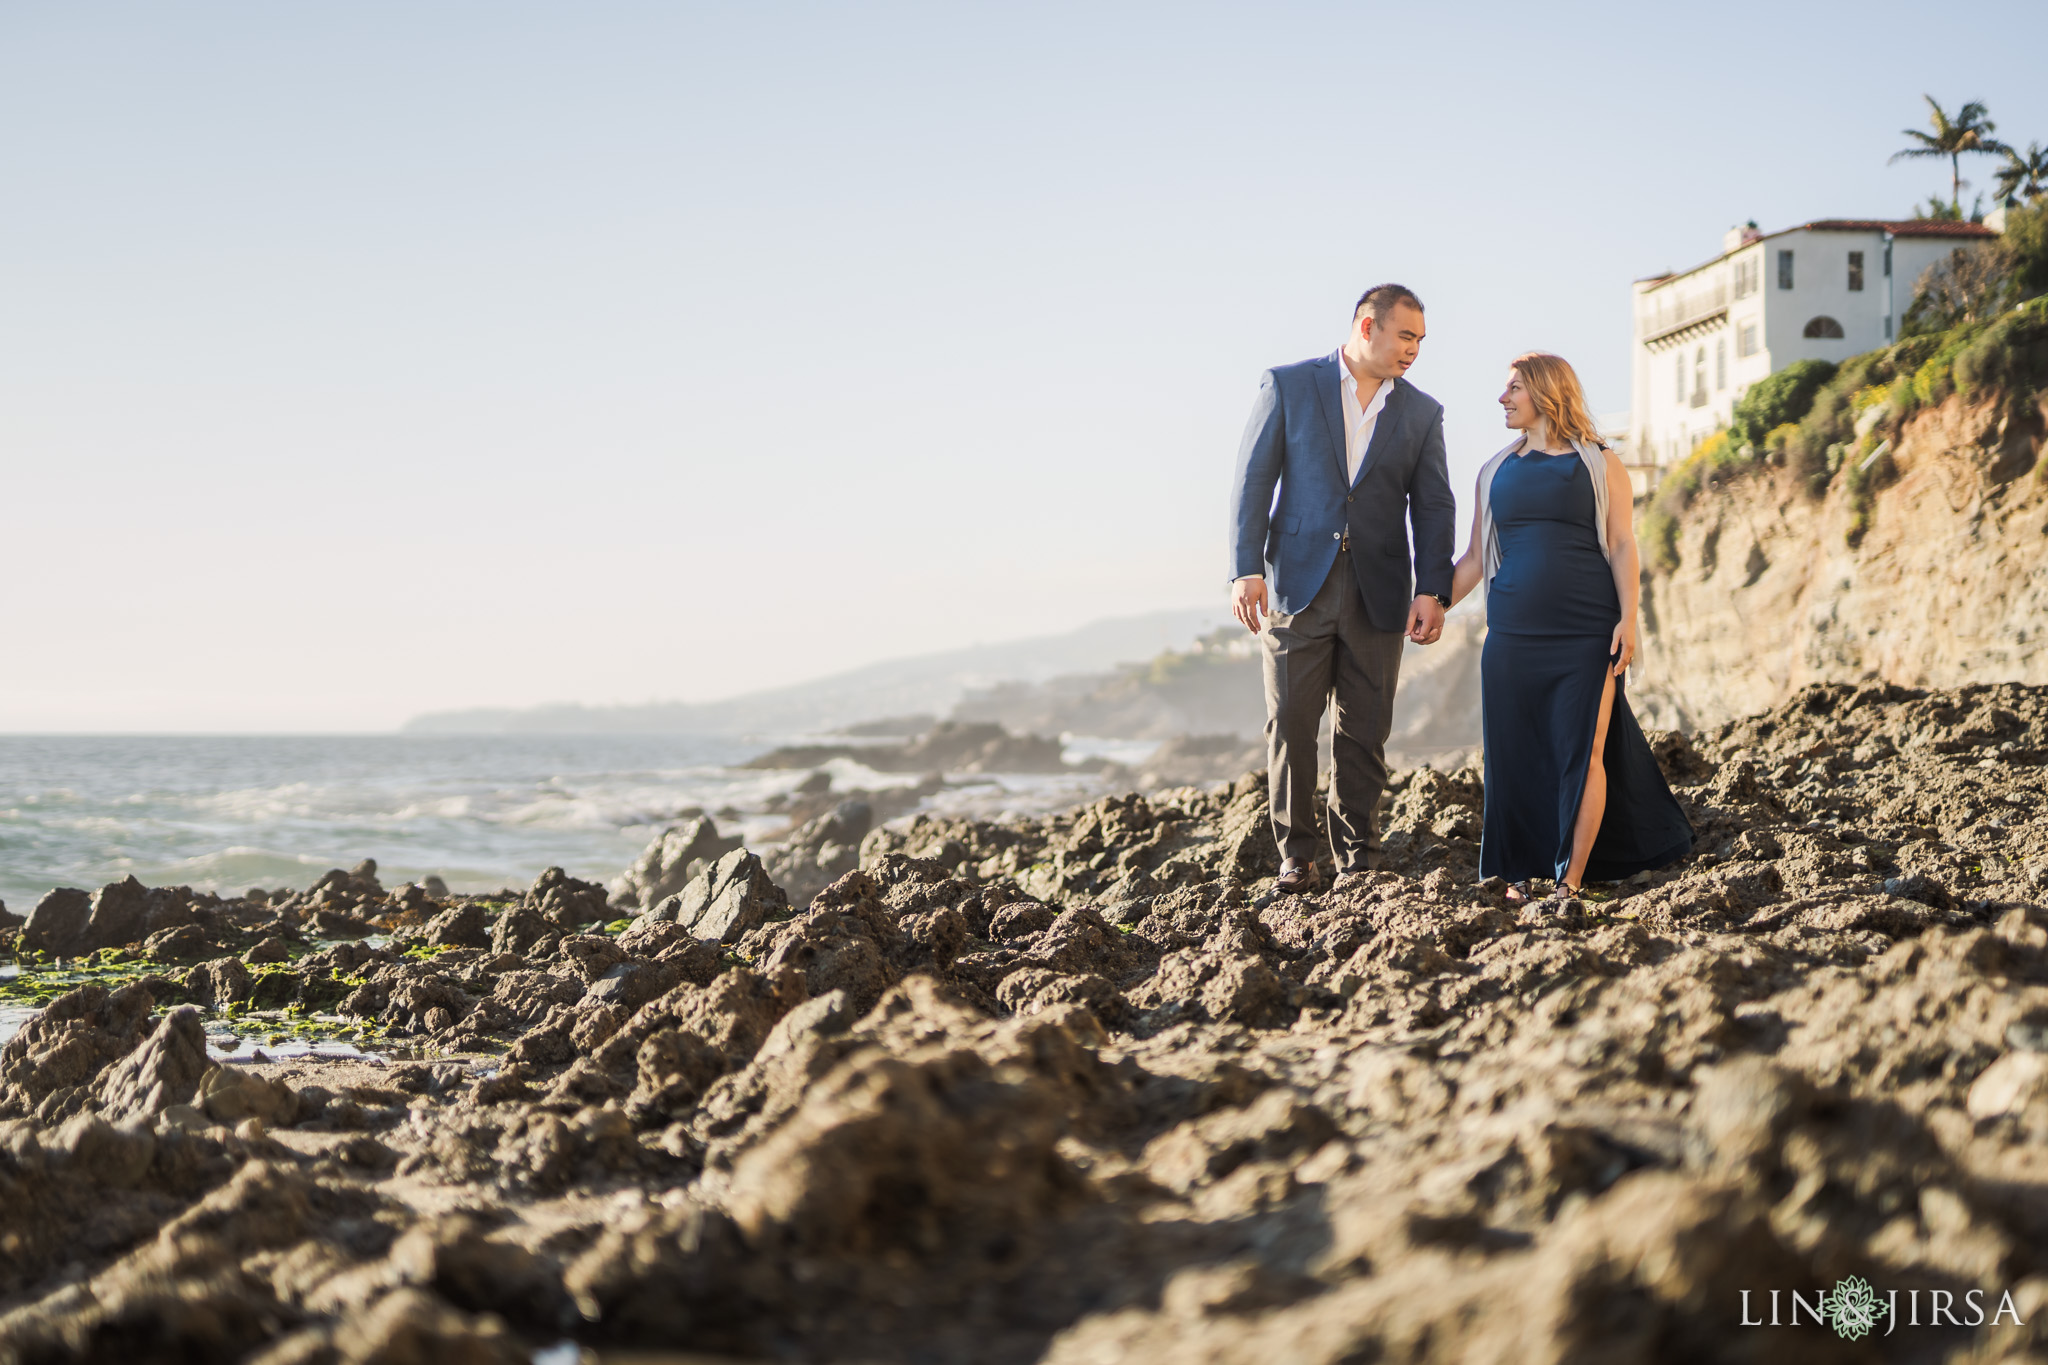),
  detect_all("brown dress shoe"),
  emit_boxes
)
[1274,859,1322,893]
